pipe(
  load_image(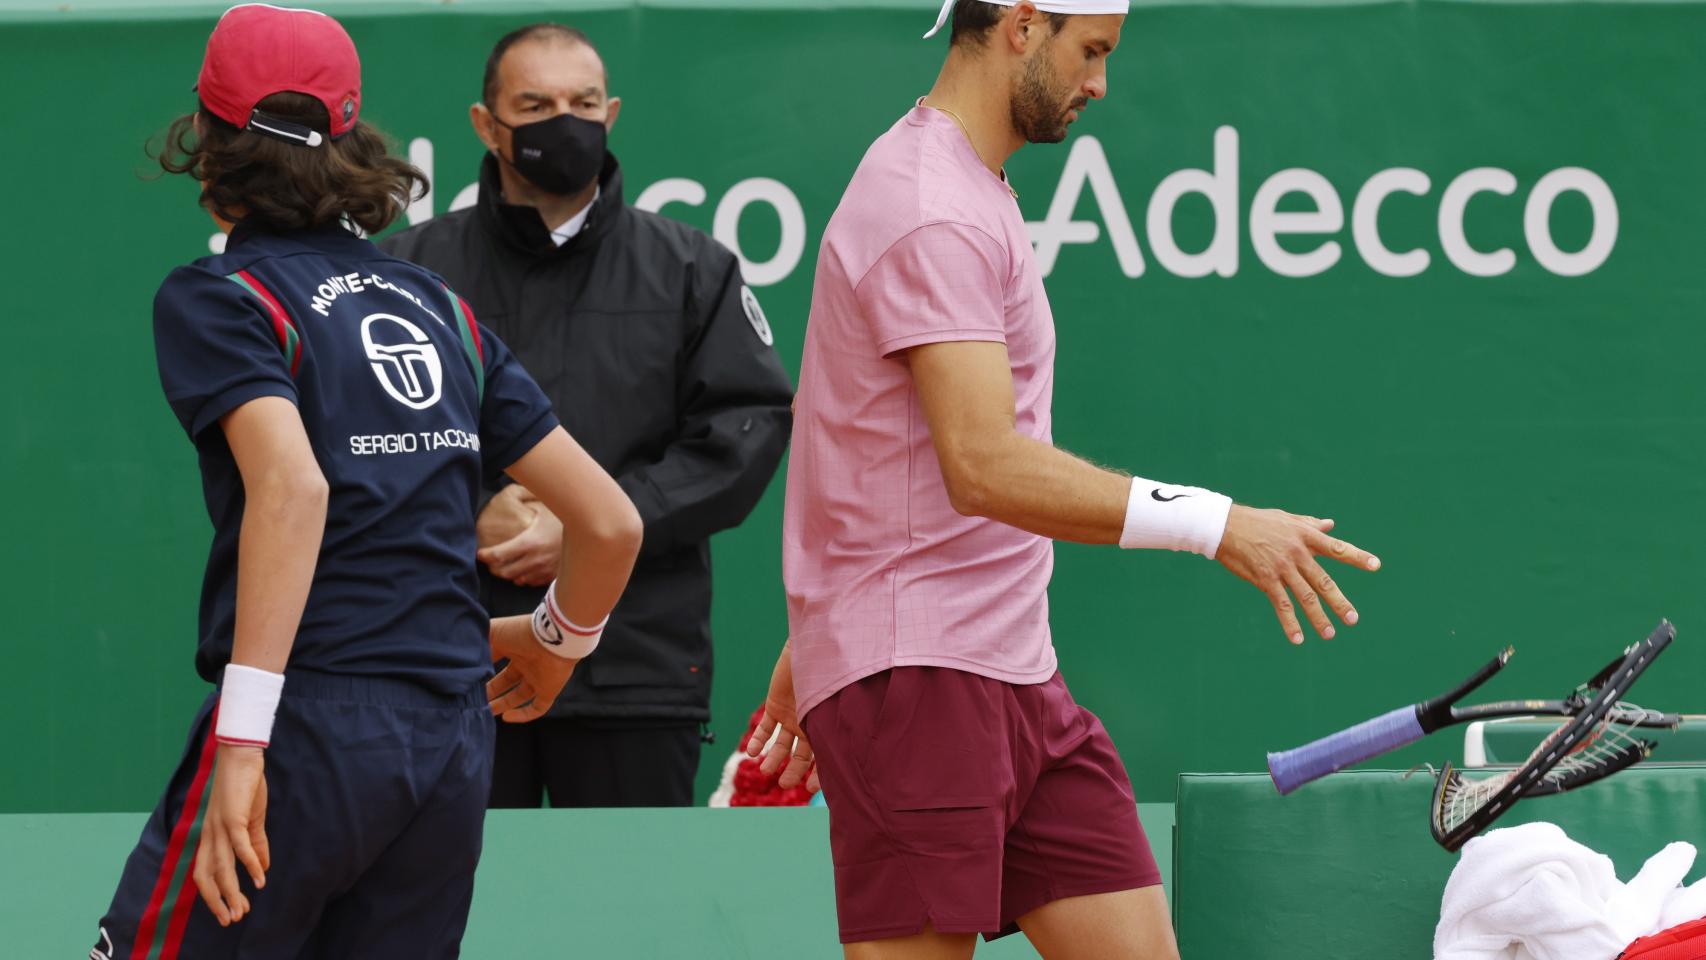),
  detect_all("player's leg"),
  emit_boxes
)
[802,668,1015,950]
[1015,887,1178,960]
[303,691,493,958]
[486,717,544,808]
[844,924,977,960]
[995,673,1174,958]
[539,718,700,807]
